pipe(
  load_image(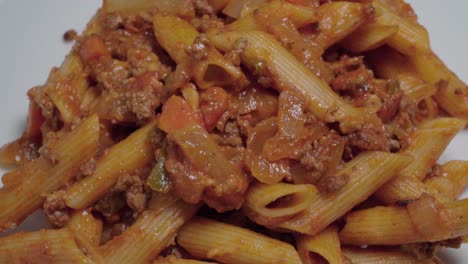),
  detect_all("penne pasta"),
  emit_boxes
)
[340,197,468,245]
[226,0,317,32]
[373,0,430,55]
[276,151,412,235]
[153,15,244,89]
[65,121,156,209]
[397,73,436,105]
[177,217,302,264]
[296,226,345,264]
[375,117,467,204]
[409,51,468,118]
[341,23,399,53]
[99,193,199,263]
[0,229,93,264]
[245,182,317,223]
[0,115,100,231]
[424,161,468,201]
[67,209,103,246]
[313,2,374,50]
[1,0,467,262]
[66,210,104,263]
[210,30,375,132]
